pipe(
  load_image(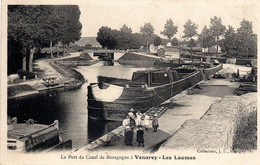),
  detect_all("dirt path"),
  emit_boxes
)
[34,52,81,78]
